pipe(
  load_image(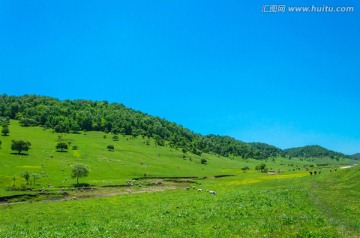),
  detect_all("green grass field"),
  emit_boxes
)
[0,121,359,237]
